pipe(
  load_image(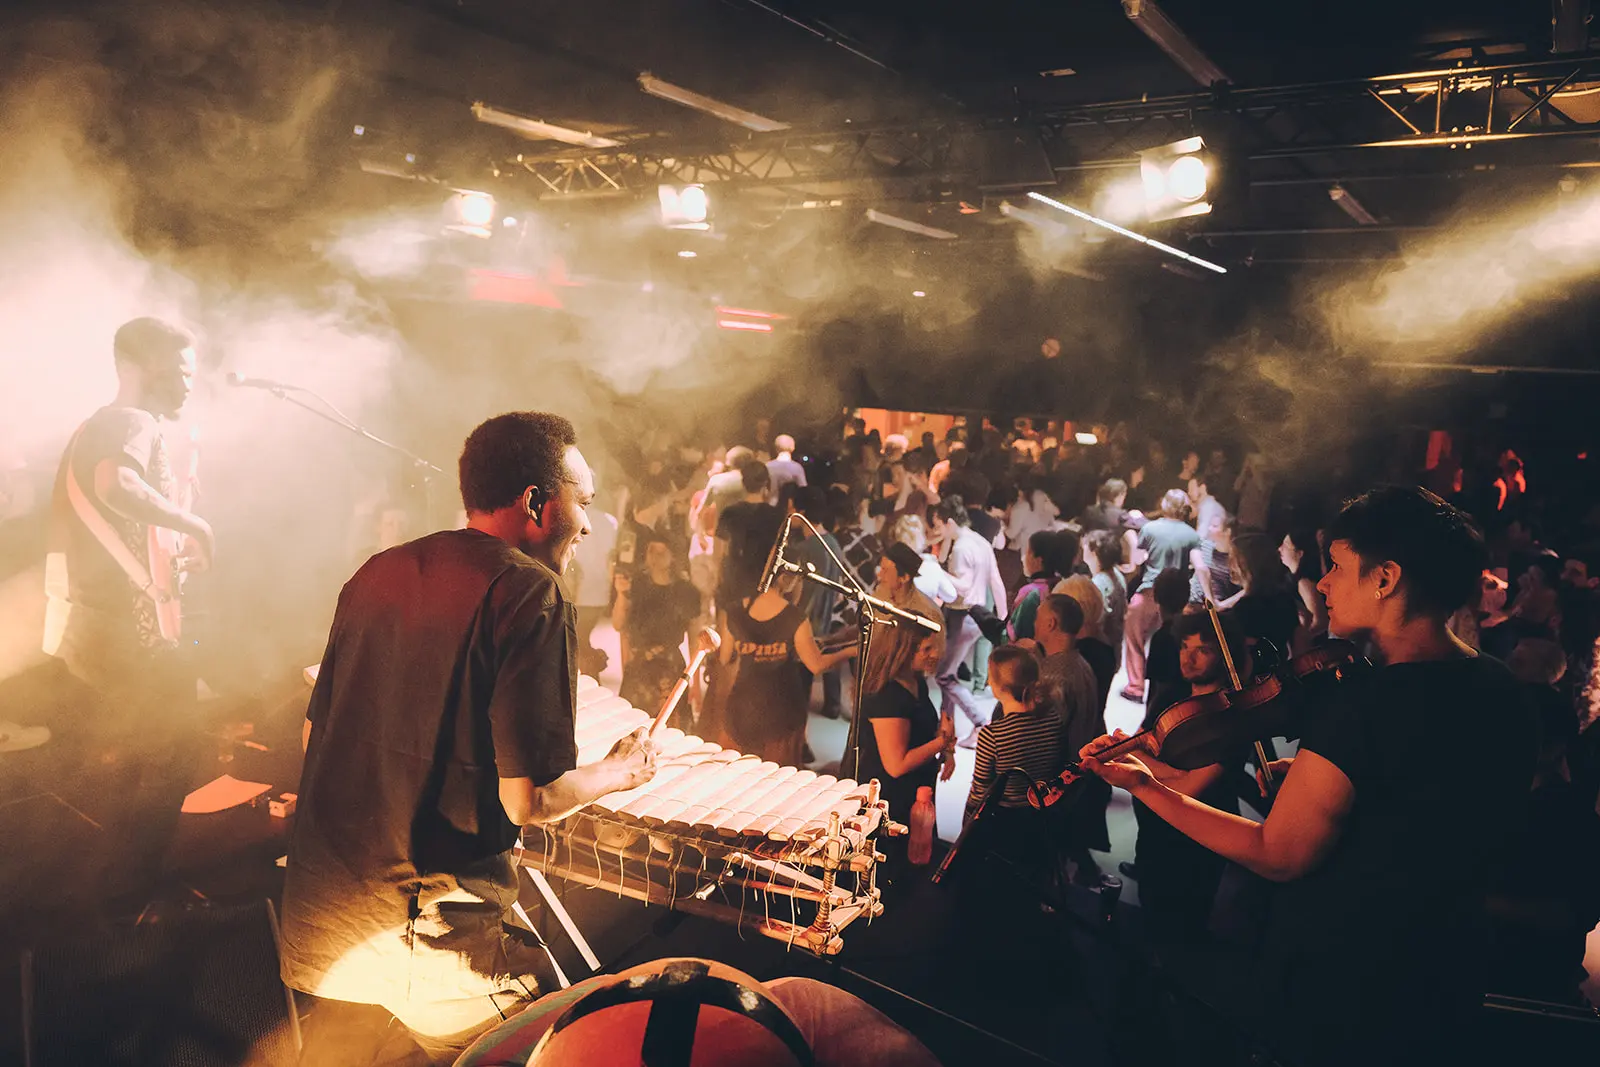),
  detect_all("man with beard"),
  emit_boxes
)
[44,317,213,915]
[279,412,655,1063]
